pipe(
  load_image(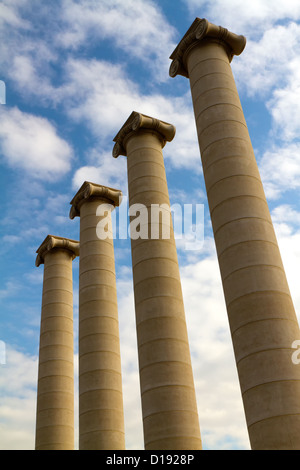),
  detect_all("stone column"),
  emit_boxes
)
[113,112,202,450]
[169,18,300,450]
[70,181,125,450]
[35,235,79,450]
